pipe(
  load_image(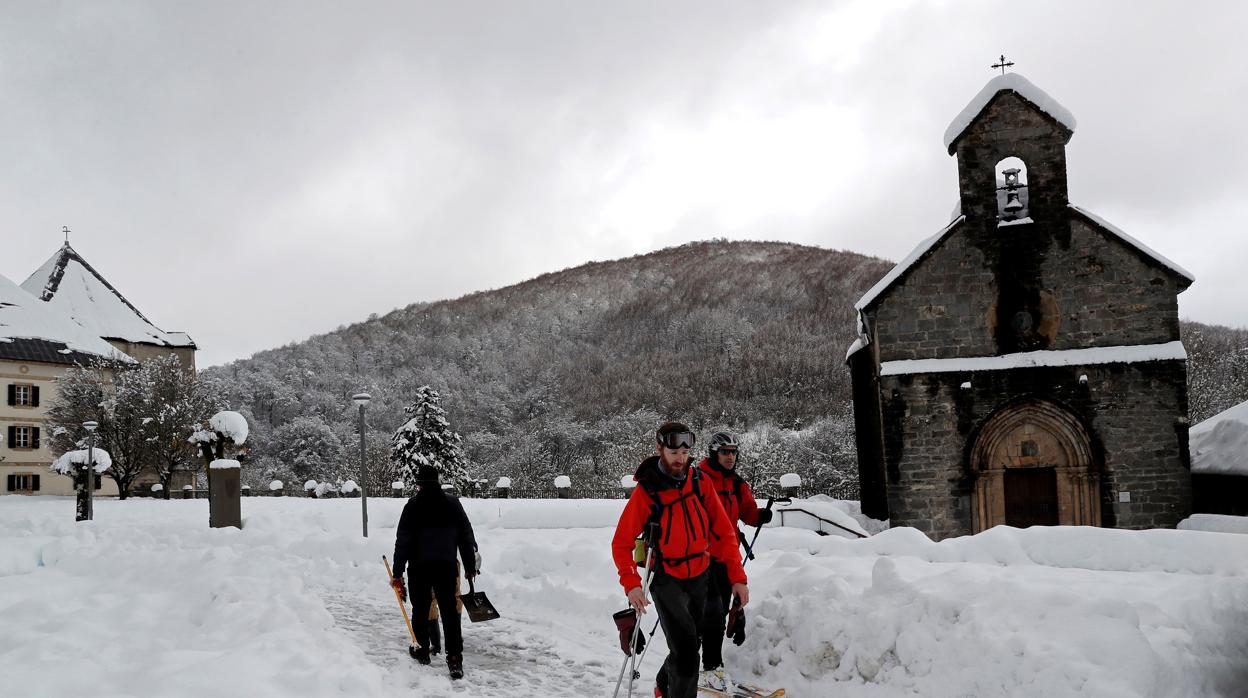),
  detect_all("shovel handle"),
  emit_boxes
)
[383,556,419,646]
